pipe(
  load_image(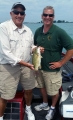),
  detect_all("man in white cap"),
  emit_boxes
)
[0,2,38,120]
